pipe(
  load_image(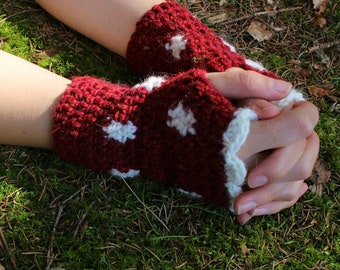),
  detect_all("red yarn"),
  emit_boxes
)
[53,69,237,207]
[126,1,279,79]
